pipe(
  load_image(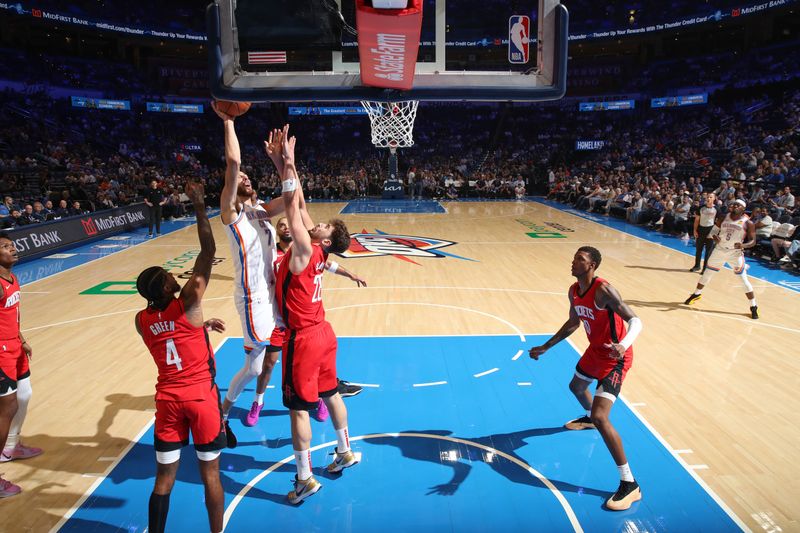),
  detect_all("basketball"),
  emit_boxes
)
[215,100,251,117]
